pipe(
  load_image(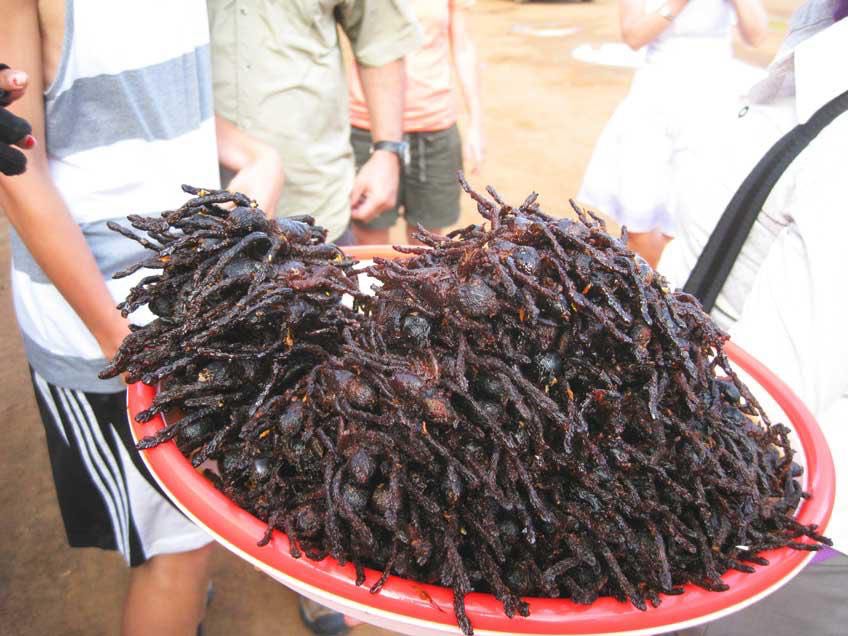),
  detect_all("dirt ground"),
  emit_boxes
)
[0,1,799,634]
